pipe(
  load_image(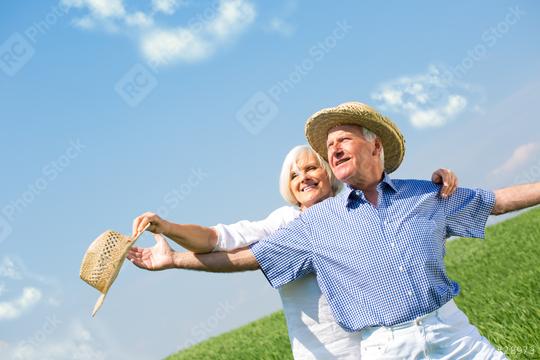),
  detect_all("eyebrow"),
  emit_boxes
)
[290,162,317,173]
